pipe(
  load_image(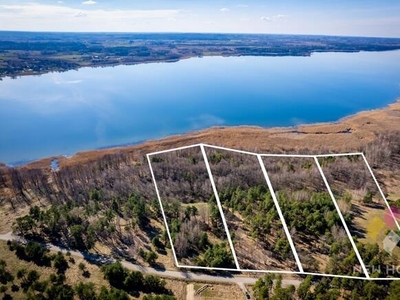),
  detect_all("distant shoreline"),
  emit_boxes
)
[2,32,400,79]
